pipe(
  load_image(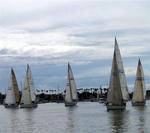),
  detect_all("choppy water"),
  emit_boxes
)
[0,101,150,133]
